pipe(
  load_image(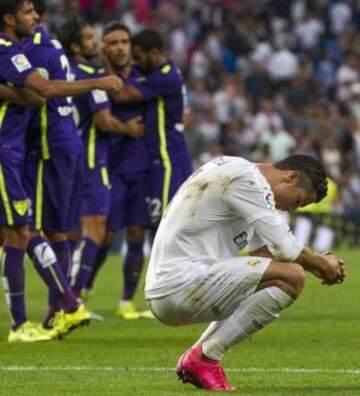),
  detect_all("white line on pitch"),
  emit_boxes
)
[1,366,360,374]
